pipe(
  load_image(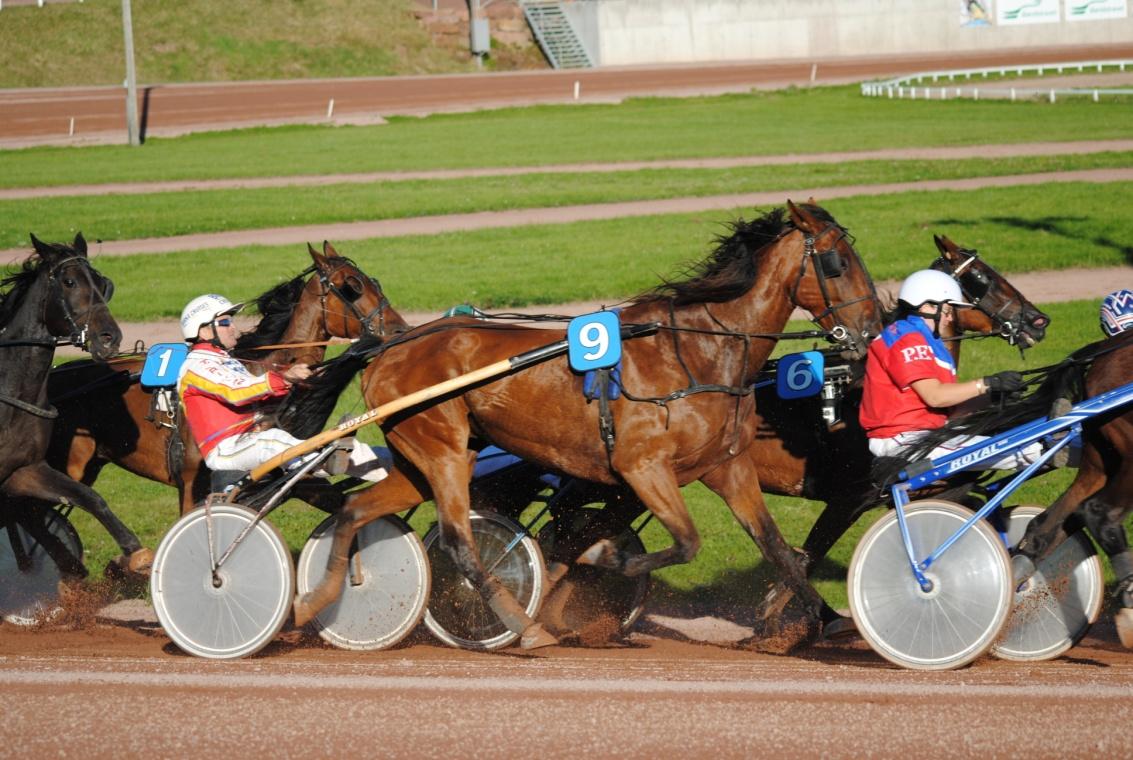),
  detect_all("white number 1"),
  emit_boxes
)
[156,348,173,378]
